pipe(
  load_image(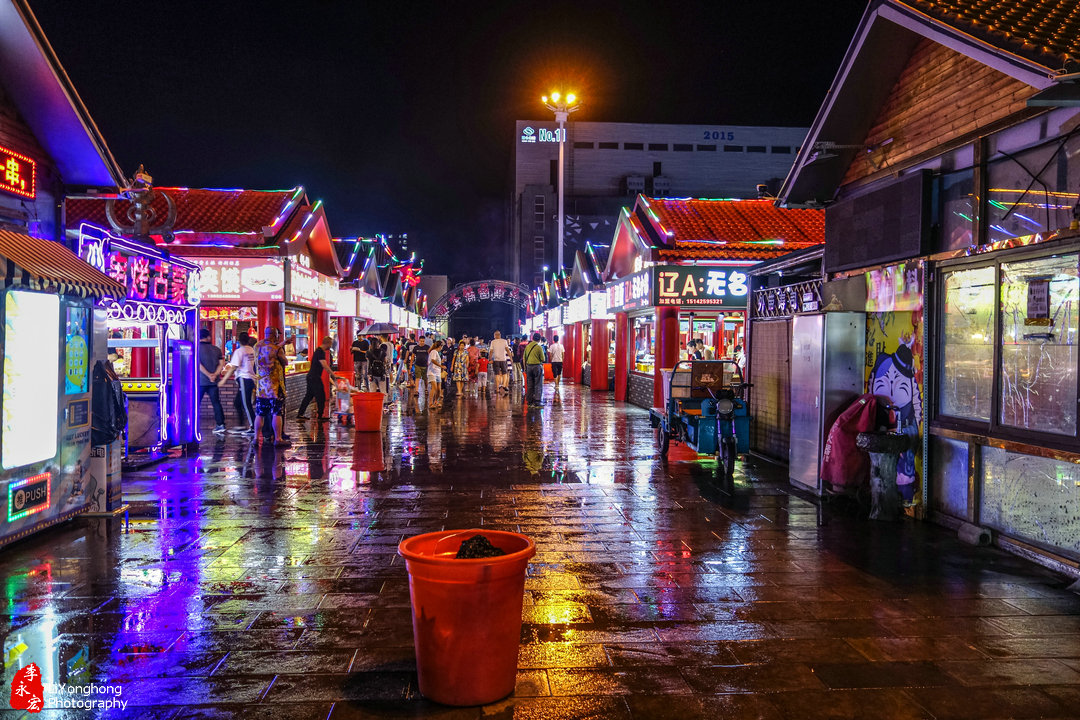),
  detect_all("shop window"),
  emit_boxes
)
[981,446,1080,560]
[937,169,975,252]
[999,254,1079,435]
[986,136,1080,244]
[632,315,655,375]
[939,266,995,421]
